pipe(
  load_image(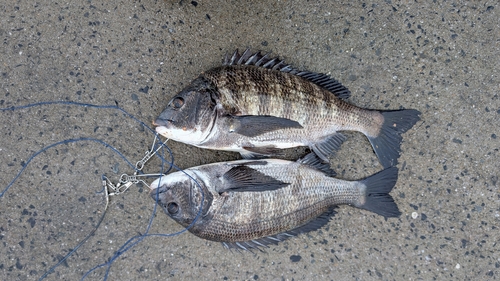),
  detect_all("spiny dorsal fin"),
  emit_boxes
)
[223,49,351,99]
